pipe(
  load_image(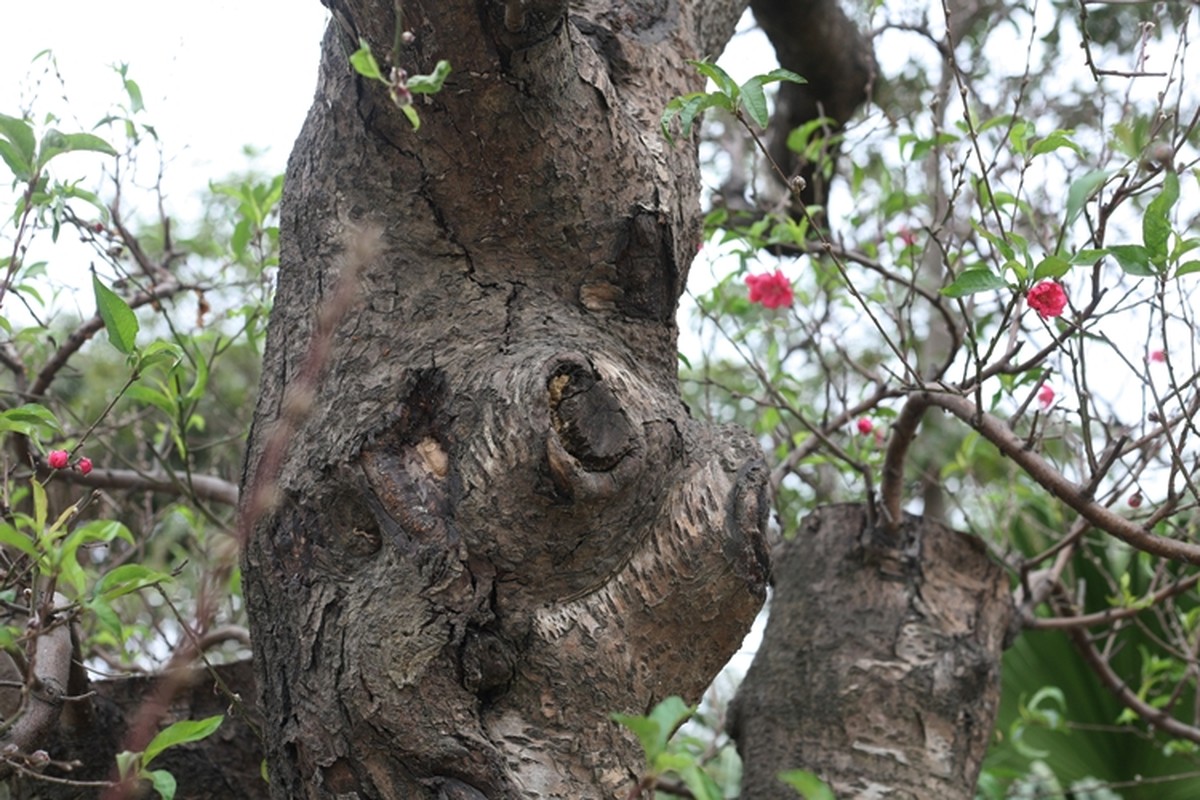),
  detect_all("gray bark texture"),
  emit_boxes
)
[239,2,770,798]
[730,505,1013,799]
